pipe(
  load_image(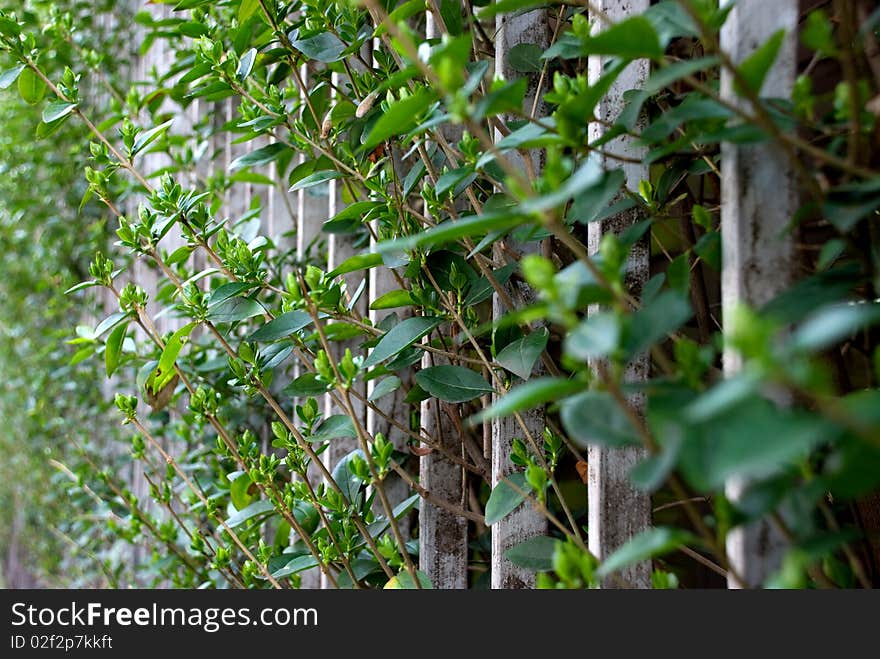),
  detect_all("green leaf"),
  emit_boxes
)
[323,201,382,233]
[496,328,549,380]
[93,311,129,338]
[229,142,287,170]
[283,373,331,397]
[567,169,626,225]
[596,527,695,579]
[132,119,173,156]
[504,536,559,571]
[41,101,77,124]
[153,323,196,392]
[362,90,436,150]
[289,30,347,63]
[485,472,532,525]
[736,29,786,96]
[105,322,127,378]
[229,471,255,511]
[207,296,264,323]
[560,391,641,448]
[415,365,494,403]
[17,68,46,105]
[236,47,257,81]
[328,252,384,278]
[311,415,356,442]
[376,211,528,254]
[791,303,880,352]
[238,0,261,23]
[271,554,319,579]
[470,377,583,424]
[248,310,313,342]
[507,43,543,73]
[332,449,367,503]
[289,169,343,192]
[0,64,24,90]
[386,570,434,589]
[368,375,401,402]
[546,16,664,61]
[225,499,274,528]
[369,289,413,310]
[623,291,692,357]
[564,312,621,360]
[364,316,441,368]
